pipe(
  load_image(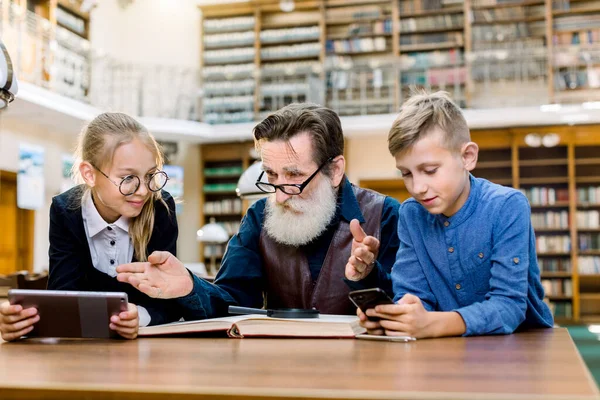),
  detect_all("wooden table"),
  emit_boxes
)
[0,328,597,400]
